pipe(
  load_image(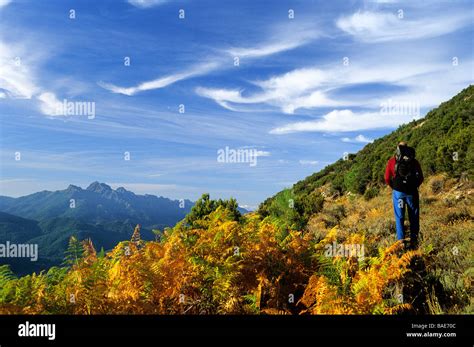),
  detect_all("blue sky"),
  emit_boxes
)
[0,0,473,209]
